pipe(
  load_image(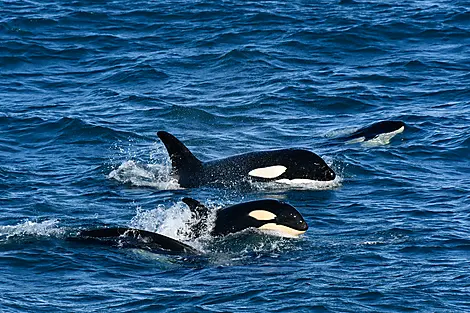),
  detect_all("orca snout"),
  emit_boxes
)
[298,219,308,231]
[326,168,336,180]
[276,212,309,232]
